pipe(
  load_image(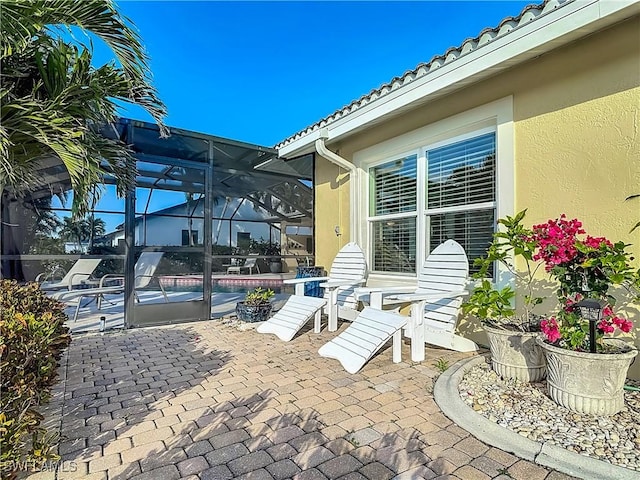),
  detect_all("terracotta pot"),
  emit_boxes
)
[537,338,638,415]
[484,325,546,382]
